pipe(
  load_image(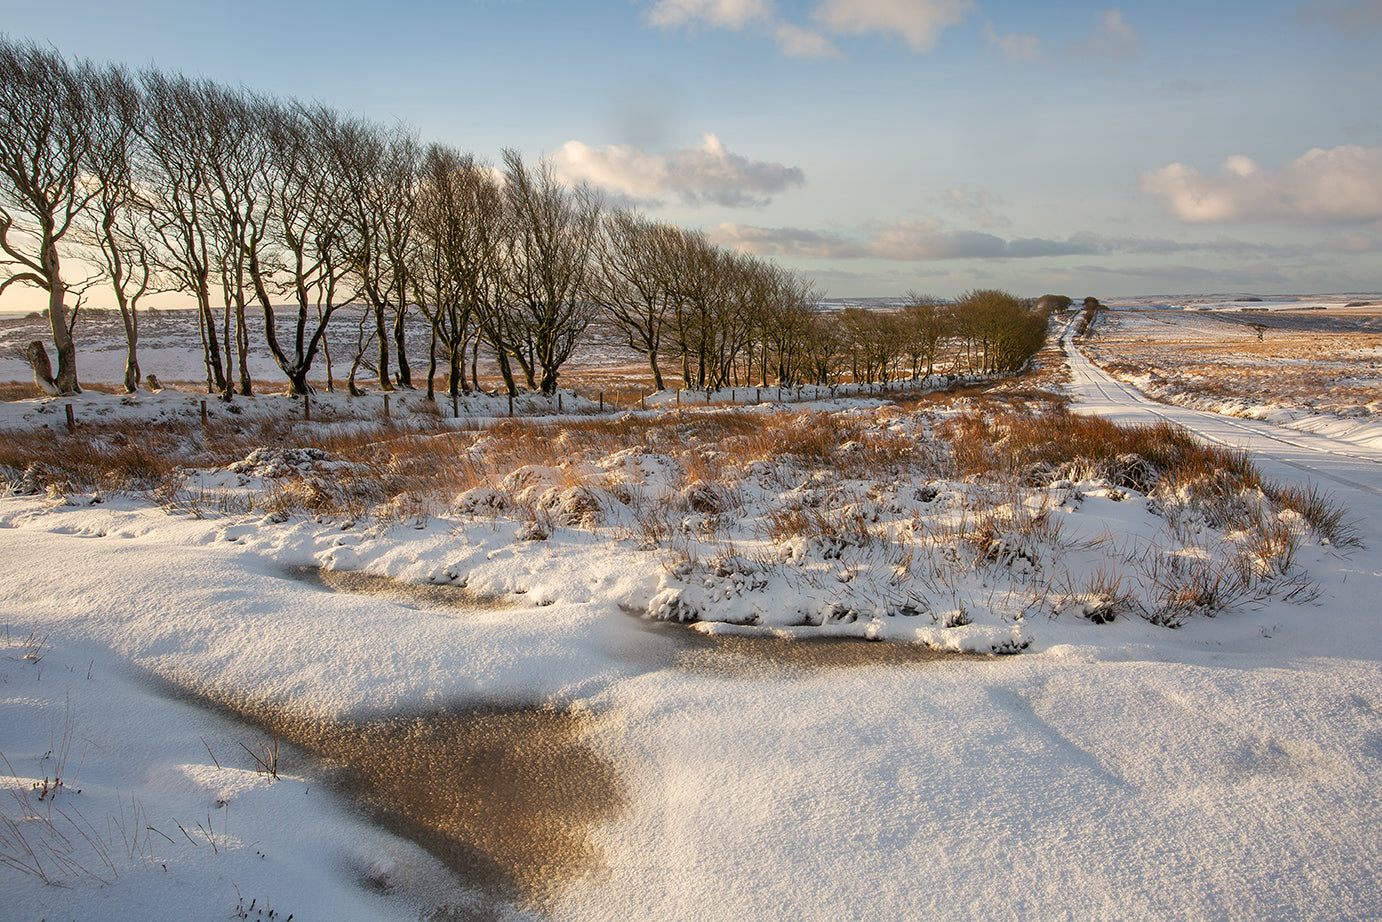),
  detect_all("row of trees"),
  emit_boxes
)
[1,38,1051,400]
